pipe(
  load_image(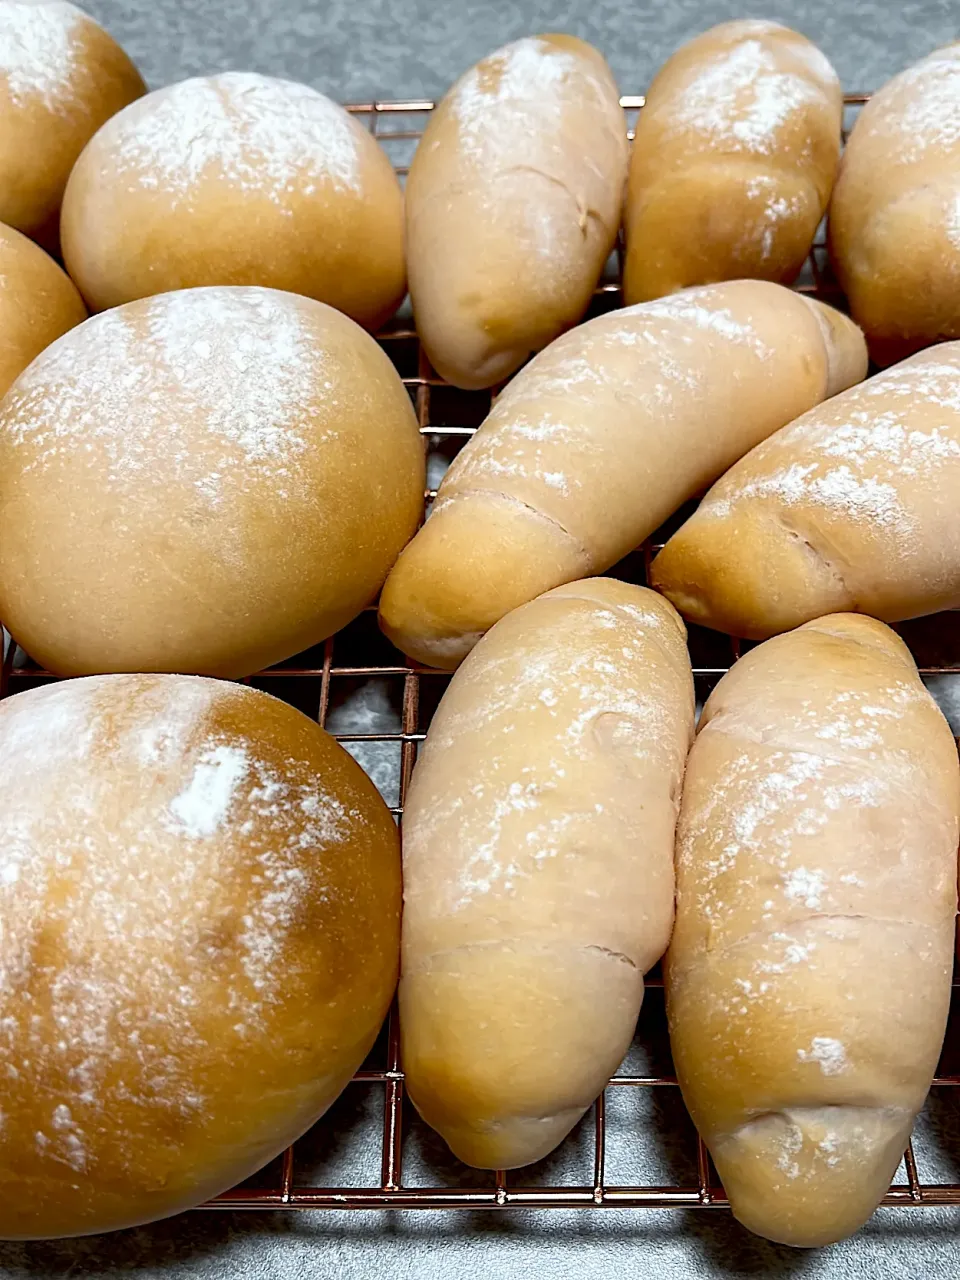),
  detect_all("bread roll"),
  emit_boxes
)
[829,43,960,365]
[0,0,144,250]
[0,286,424,678]
[0,673,401,1239]
[60,72,405,328]
[624,21,842,304]
[666,614,960,1247]
[0,221,85,398]
[379,280,866,668]
[406,34,627,390]
[652,343,960,639]
[400,579,695,1169]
